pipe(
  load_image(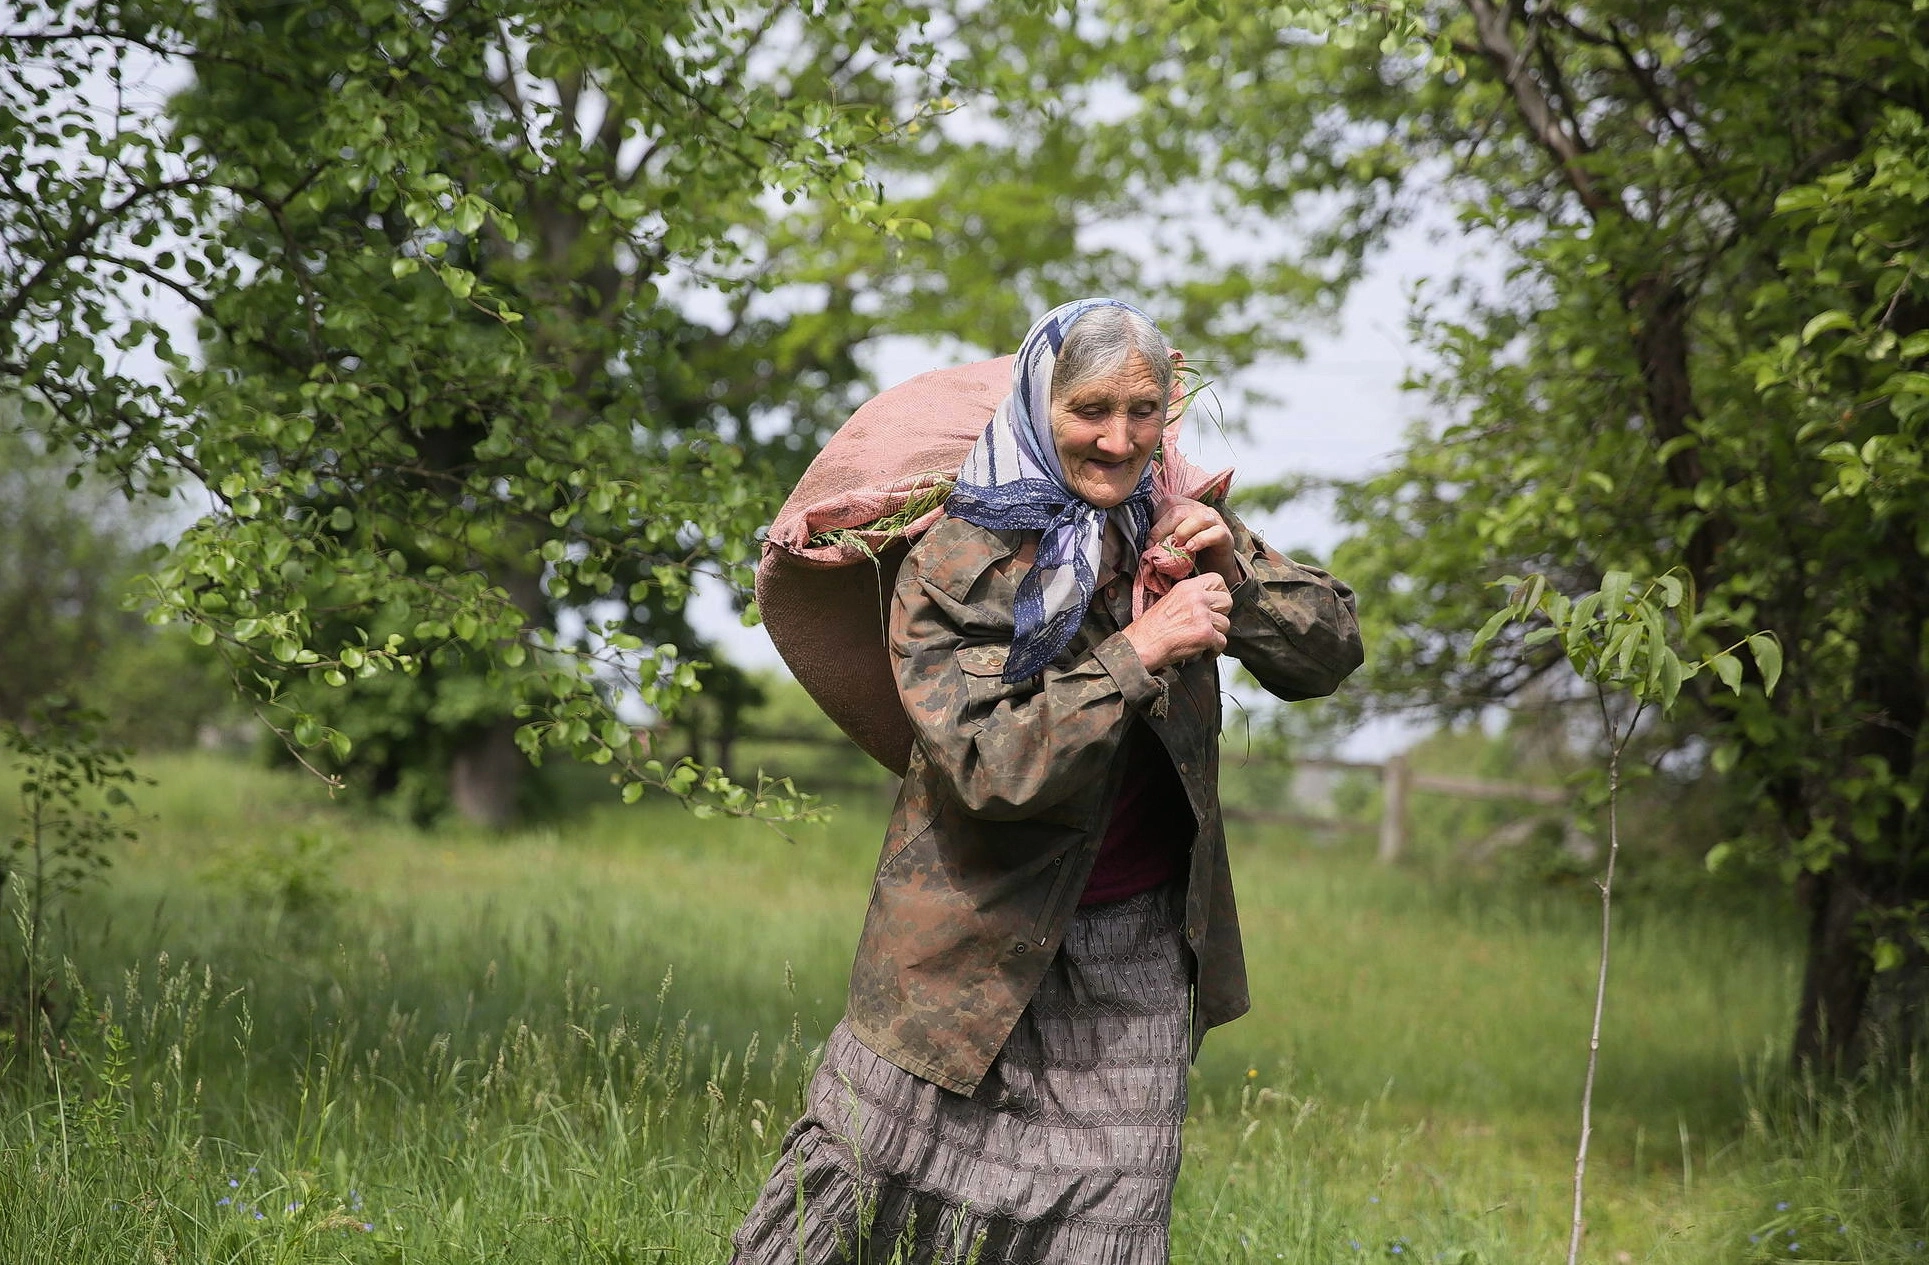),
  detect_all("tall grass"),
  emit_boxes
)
[0,752,1923,1262]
